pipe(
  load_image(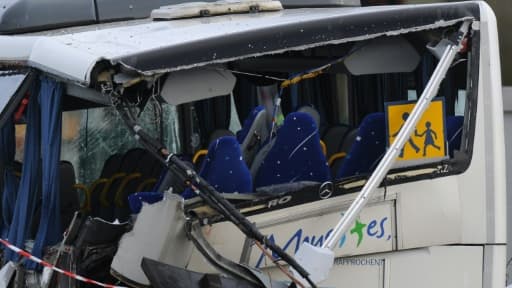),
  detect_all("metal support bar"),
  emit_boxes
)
[323,20,471,250]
